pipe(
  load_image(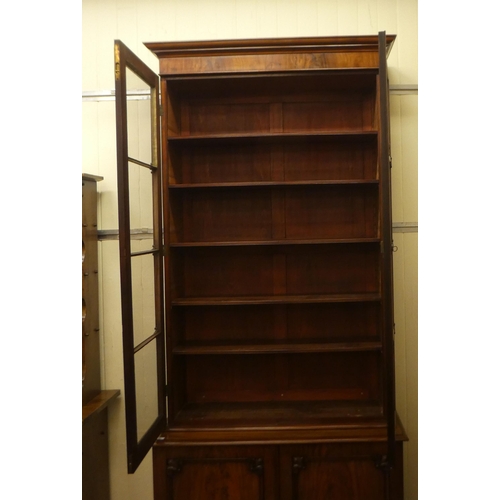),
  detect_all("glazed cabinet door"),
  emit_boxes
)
[114,40,166,473]
[280,444,395,500]
[378,30,397,466]
[153,446,277,500]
